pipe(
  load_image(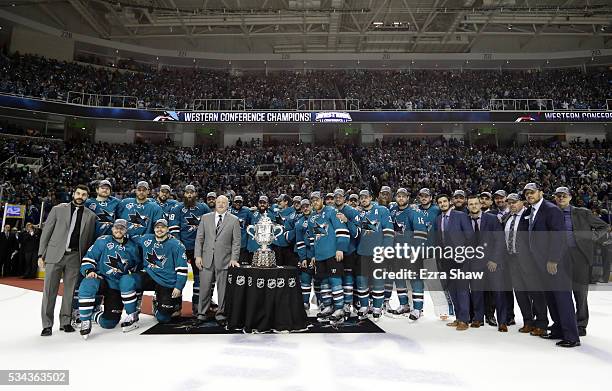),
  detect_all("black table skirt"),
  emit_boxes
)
[225,265,308,332]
